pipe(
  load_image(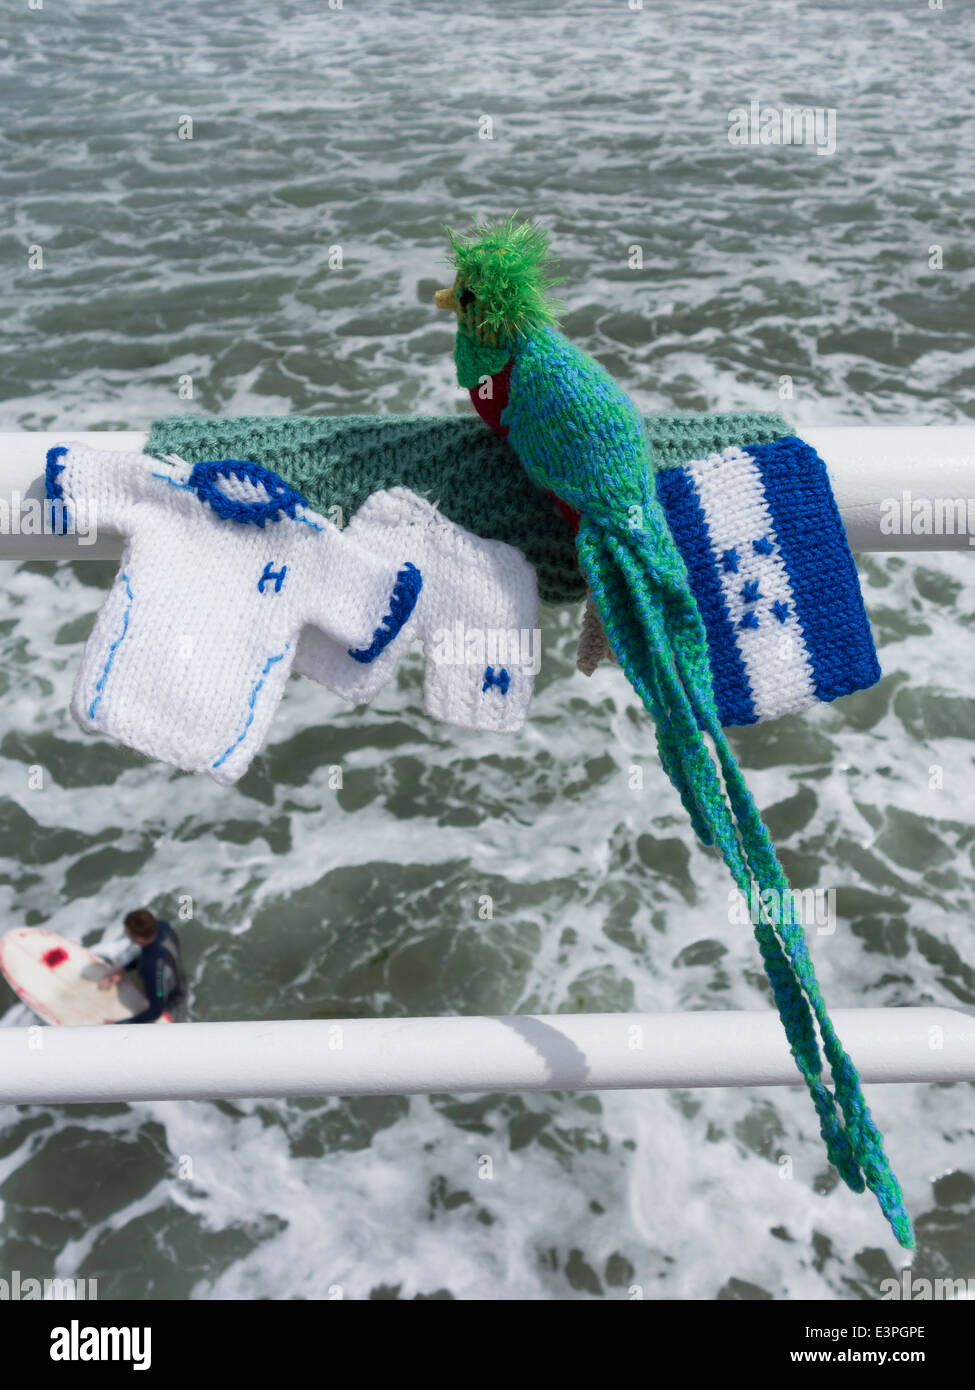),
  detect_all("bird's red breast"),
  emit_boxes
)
[468,360,513,439]
[470,358,582,534]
